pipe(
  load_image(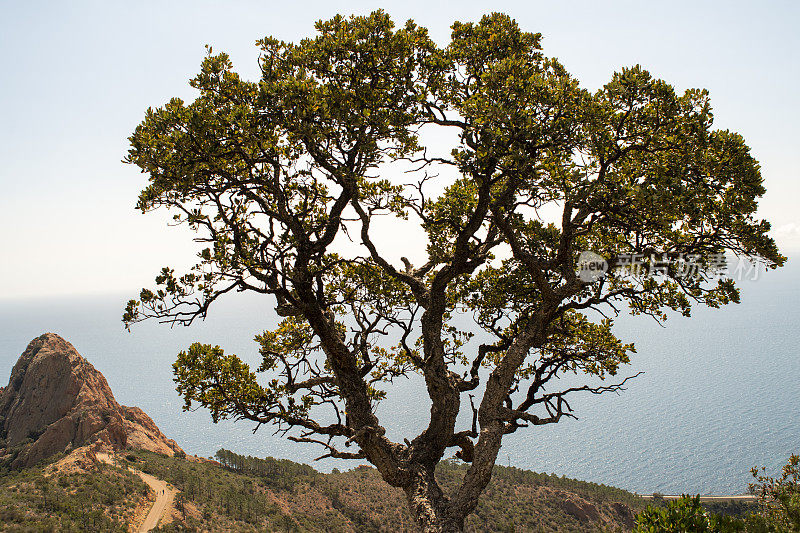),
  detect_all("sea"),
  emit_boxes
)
[1,261,798,496]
